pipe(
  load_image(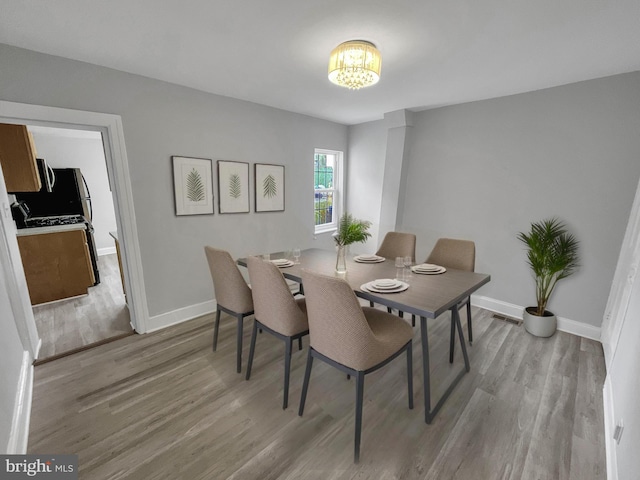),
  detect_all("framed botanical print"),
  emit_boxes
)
[217,160,250,213]
[255,163,285,212]
[172,156,214,215]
